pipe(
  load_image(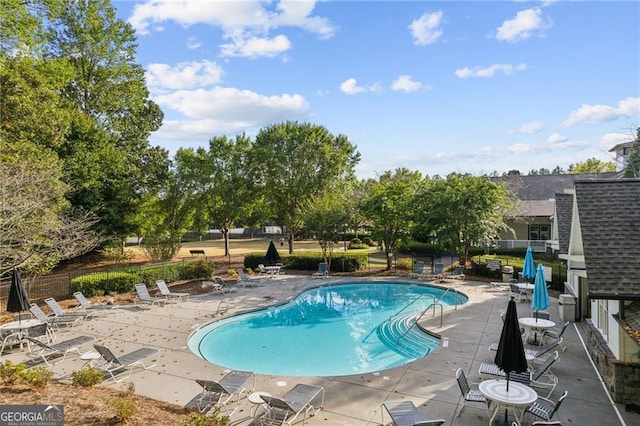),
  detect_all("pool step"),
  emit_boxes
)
[377,314,436,359]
